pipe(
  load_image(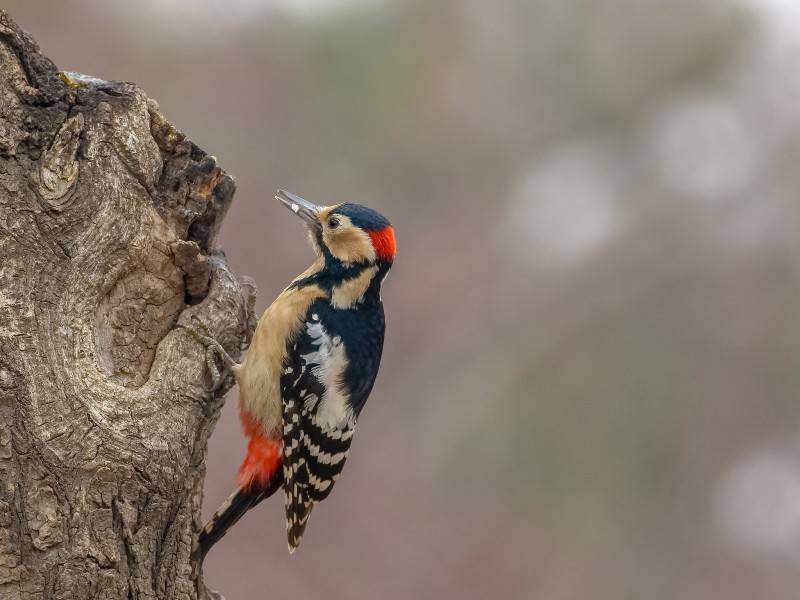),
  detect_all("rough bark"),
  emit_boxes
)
[0,11,253,599]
